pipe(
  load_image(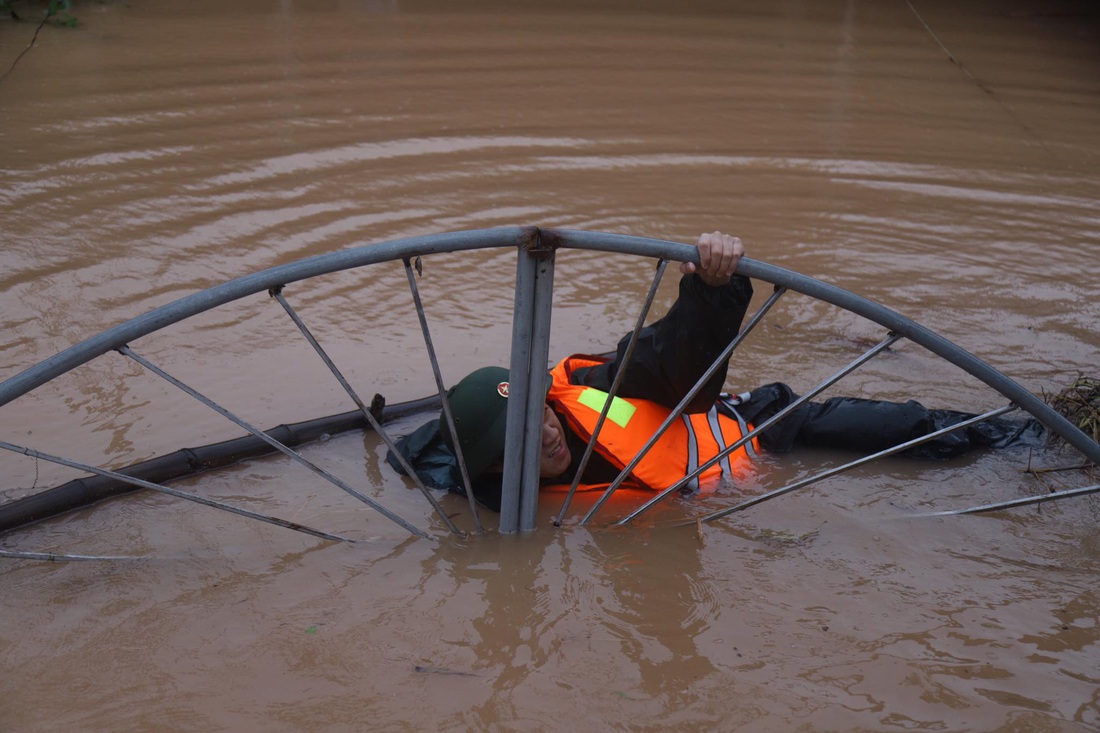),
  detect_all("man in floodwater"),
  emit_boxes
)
[390,232,1043,510]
